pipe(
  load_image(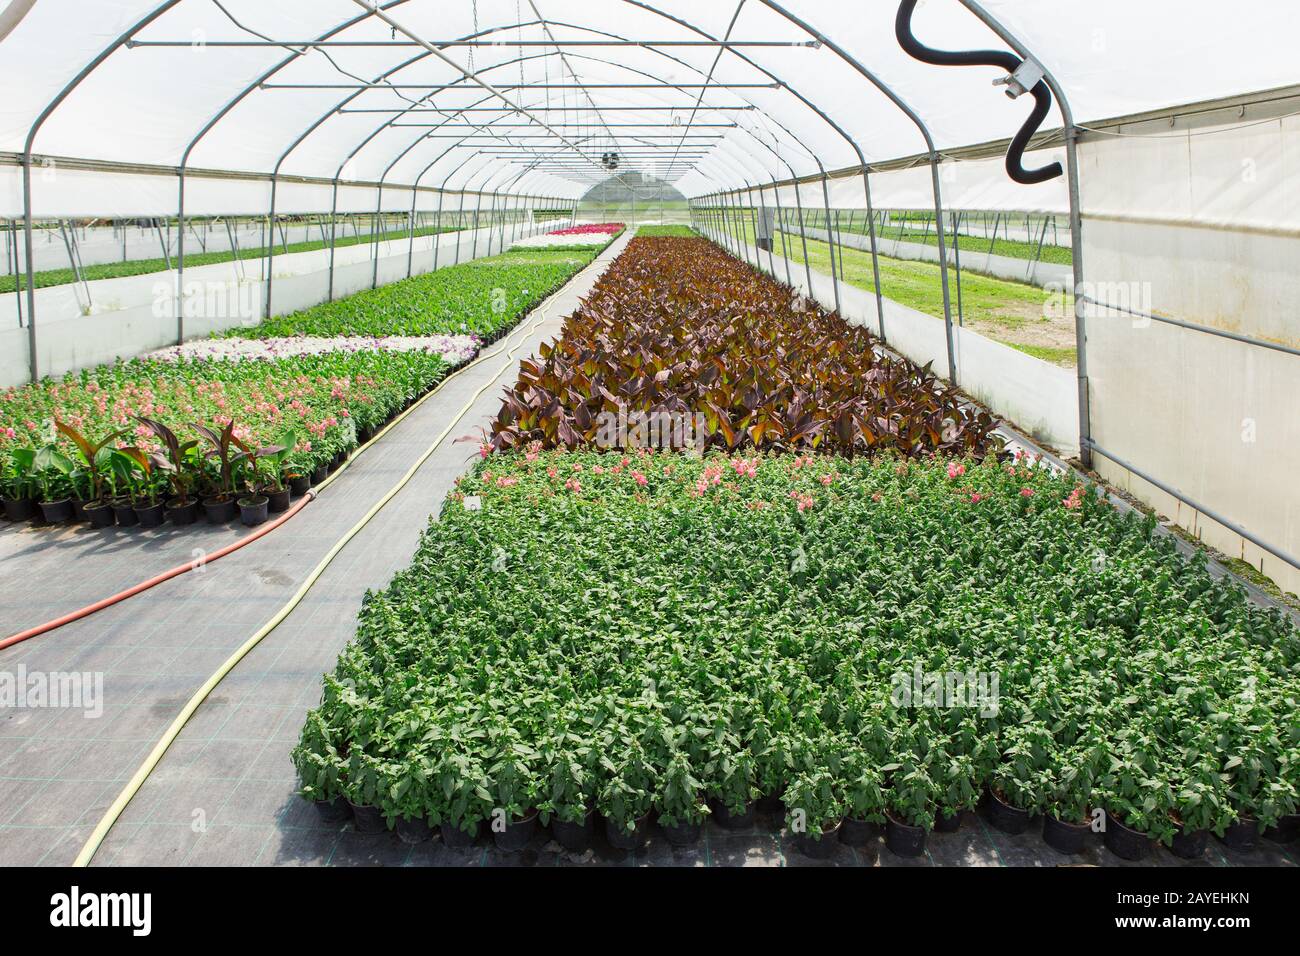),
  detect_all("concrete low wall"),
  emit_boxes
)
[800,225,1072,290]
[700,223,1080,457]
[0,220,535,387]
